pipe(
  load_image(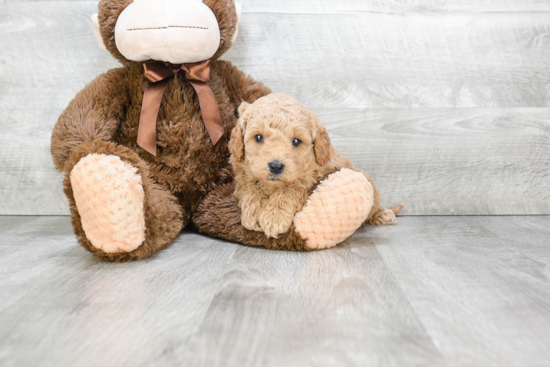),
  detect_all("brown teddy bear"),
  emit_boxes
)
[51,0,396,262]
